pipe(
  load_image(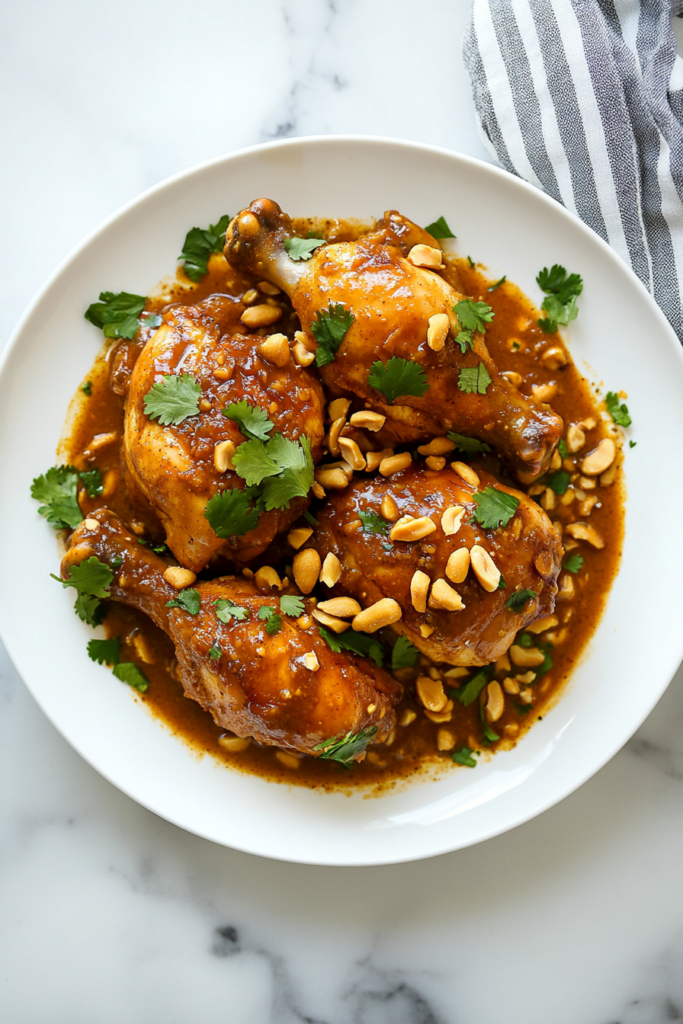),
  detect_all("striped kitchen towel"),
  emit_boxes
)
[463,0,683,342]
